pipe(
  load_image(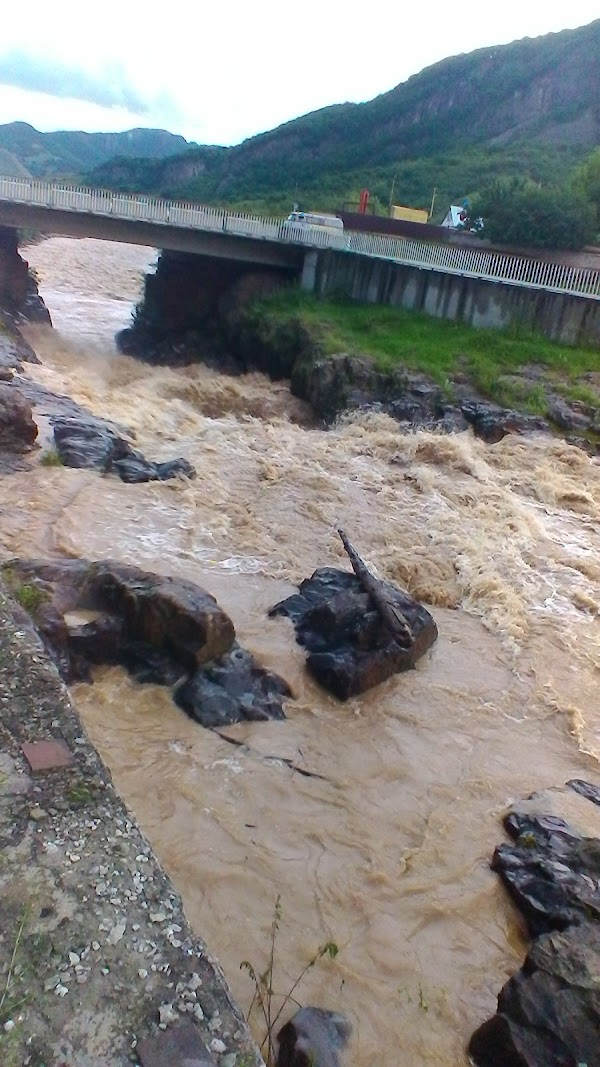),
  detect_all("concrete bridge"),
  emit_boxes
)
[1,176,599,301]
